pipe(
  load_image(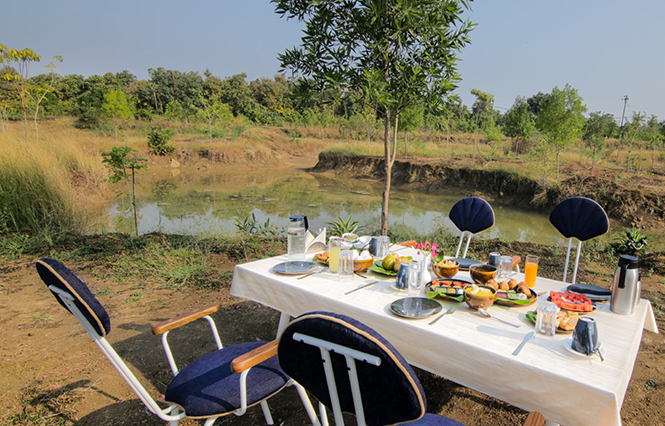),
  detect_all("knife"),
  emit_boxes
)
[344,280,379,295]
[512,331,535,356]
